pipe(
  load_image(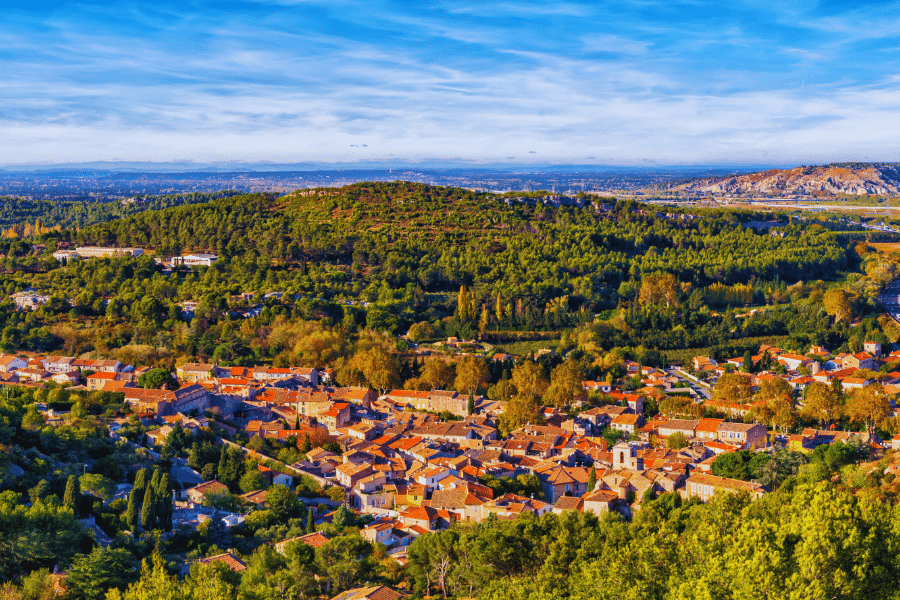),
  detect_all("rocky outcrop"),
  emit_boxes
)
[670,164,900,197]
